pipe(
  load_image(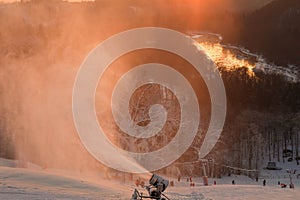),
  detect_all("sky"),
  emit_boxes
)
[0,0,94,2]
[0,0,274,10]
[0,0,276,13]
